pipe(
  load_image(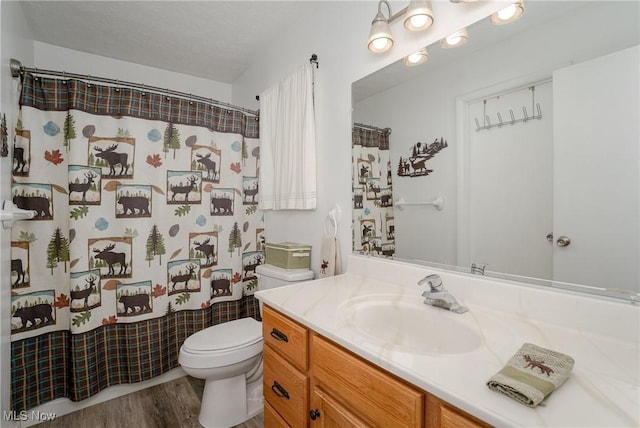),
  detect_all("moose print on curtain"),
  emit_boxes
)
[10,74,263,411]
[352,125,395,259]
